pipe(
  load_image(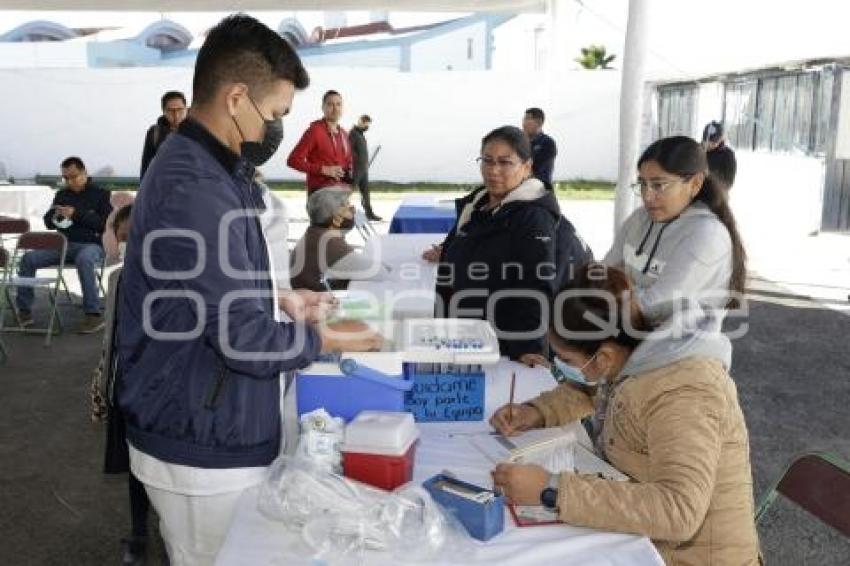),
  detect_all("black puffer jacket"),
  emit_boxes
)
[437,179,592,359]
[140,116,173,179]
